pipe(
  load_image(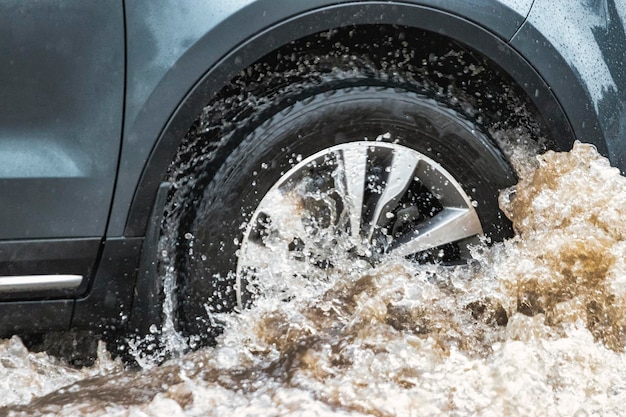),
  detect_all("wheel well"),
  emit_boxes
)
[126,22,572,238]
[155,24,557,267]
[169,24,554,187]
